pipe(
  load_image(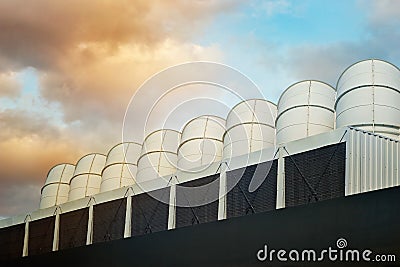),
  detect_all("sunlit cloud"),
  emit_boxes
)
[0,0,234,217]
[0,72,21,98]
